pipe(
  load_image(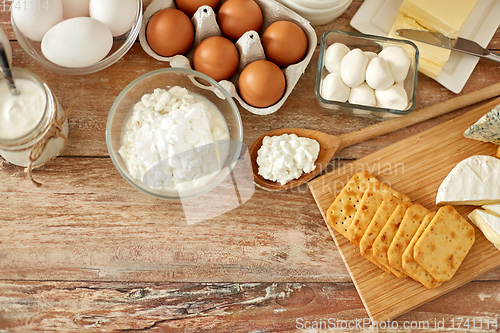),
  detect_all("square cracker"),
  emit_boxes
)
[362,250,392,275]
[360,196,402,256]
[360,196,404,276]
[414,205,475,283]
[402,211,442,289]
[372,201,413,278]
[388,203,430,273]
[347,182,410,247]
[326,171,379,238]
